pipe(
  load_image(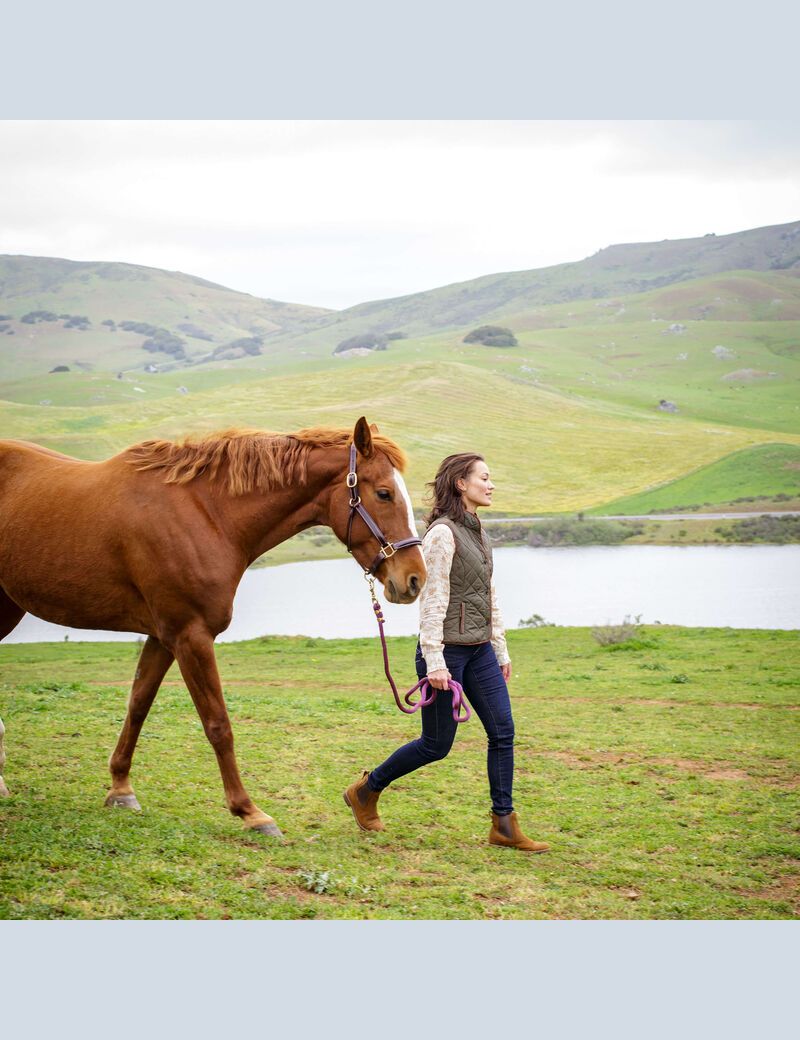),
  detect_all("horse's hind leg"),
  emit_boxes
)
[105,636,174,810]
[0,589,26,796]
[172,624,282,839]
